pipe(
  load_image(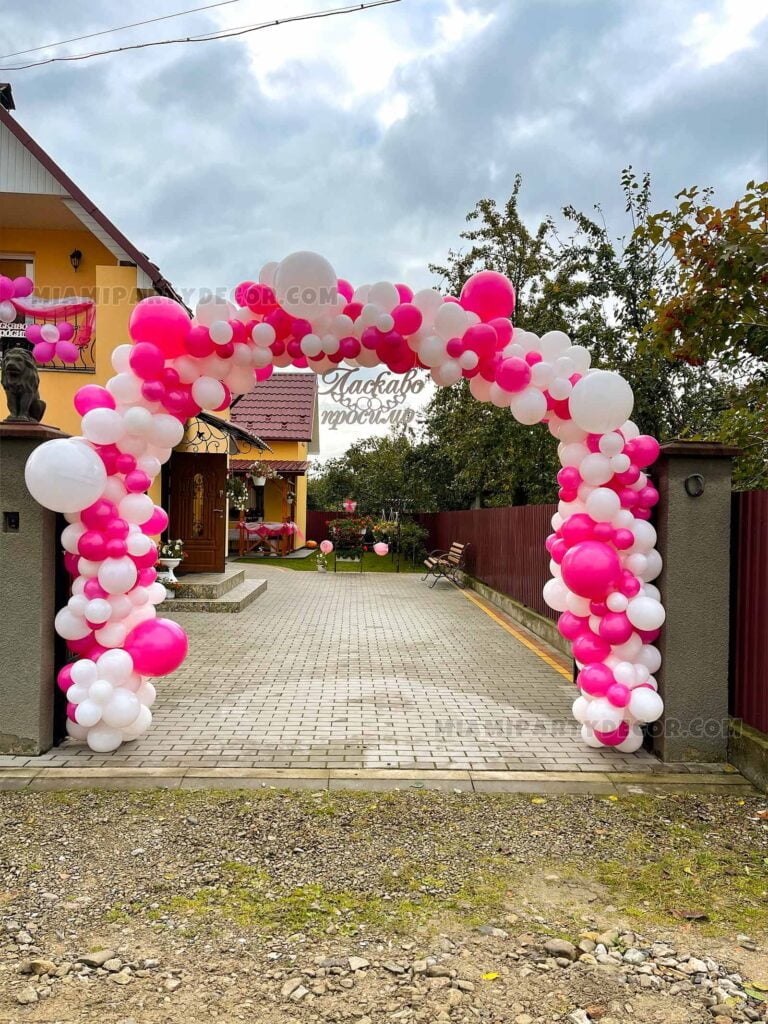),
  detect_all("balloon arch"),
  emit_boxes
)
[13,252,665,755]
